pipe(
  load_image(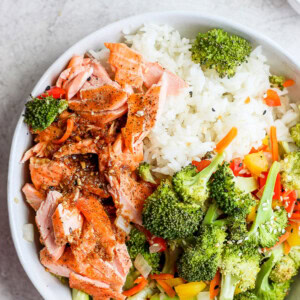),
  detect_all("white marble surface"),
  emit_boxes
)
[0,0,300,299]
